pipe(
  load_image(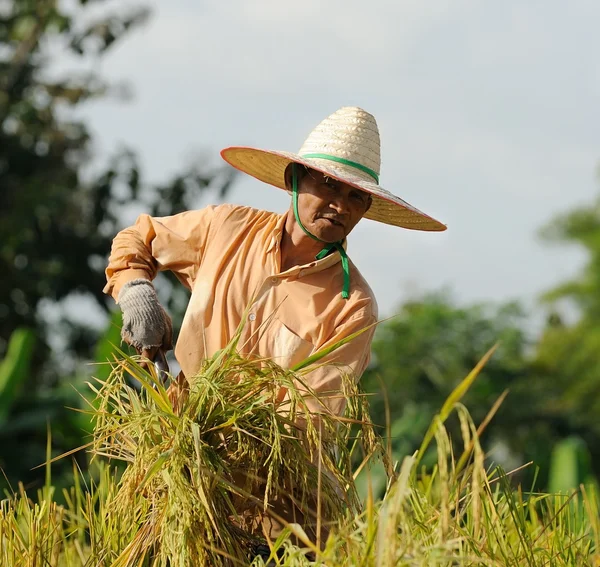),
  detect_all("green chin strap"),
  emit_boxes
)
[291,163,350,300]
